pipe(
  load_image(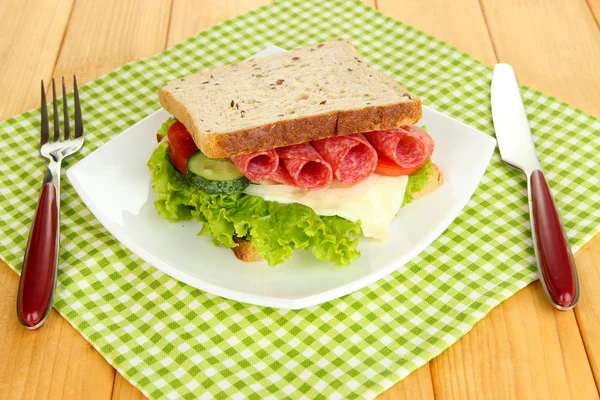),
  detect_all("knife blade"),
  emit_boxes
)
[491,63,579,310]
